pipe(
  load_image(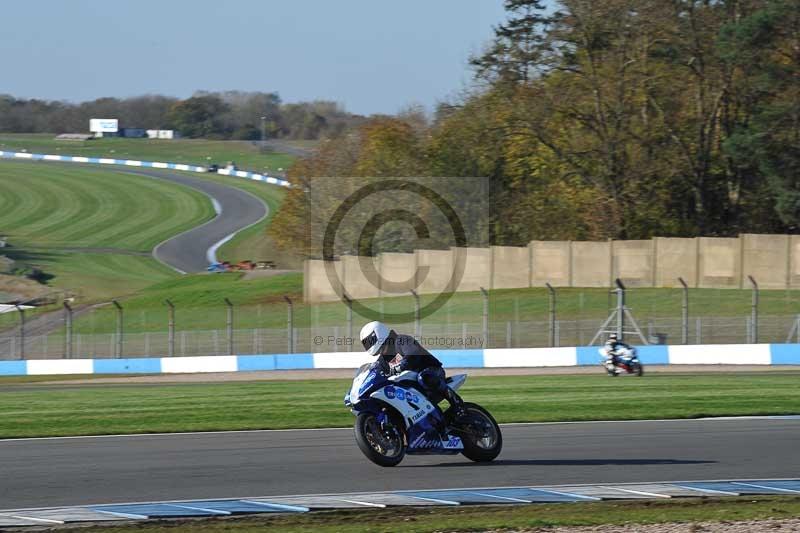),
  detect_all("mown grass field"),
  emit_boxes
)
[0,134,295,174]
[0,161,215,304]
[69,496,800,533]
[0,372,796,438]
